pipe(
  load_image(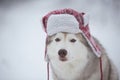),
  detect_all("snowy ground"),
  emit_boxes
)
[0,0,120,80]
